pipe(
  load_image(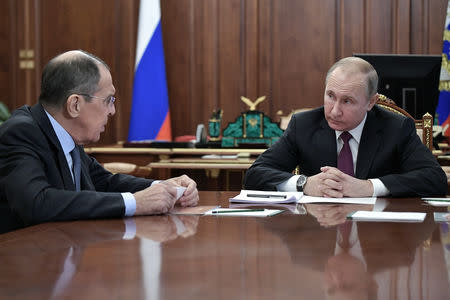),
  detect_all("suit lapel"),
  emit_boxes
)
[317,117,338,168]
[356,110,381,179]
[30,104,77,190]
